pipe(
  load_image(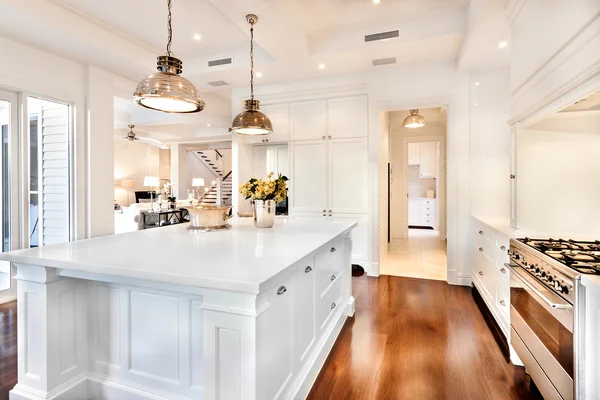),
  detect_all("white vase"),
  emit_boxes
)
[253,200,276,228]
